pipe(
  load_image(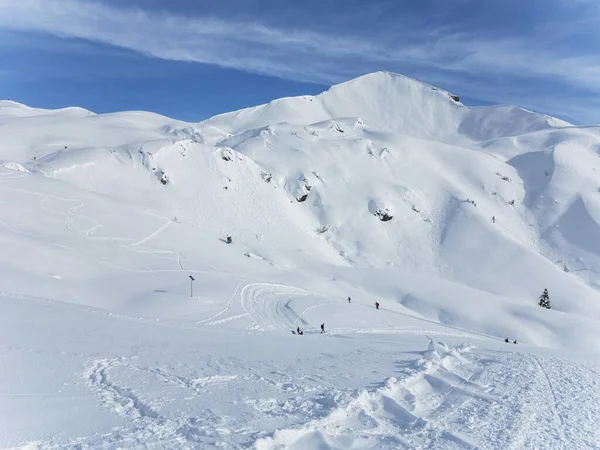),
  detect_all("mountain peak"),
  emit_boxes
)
[202,71,463,139]
[202,71,567,142]
[328,71,448,94]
